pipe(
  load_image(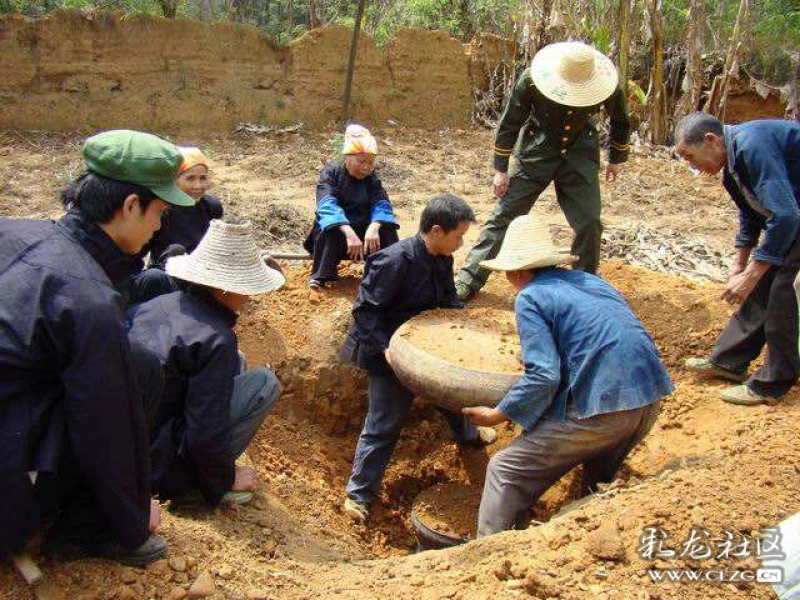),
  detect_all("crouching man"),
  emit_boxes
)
[463,214,674,538]
[340,194,497,523]
[0,130,197,564]
[128,221,284,507]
